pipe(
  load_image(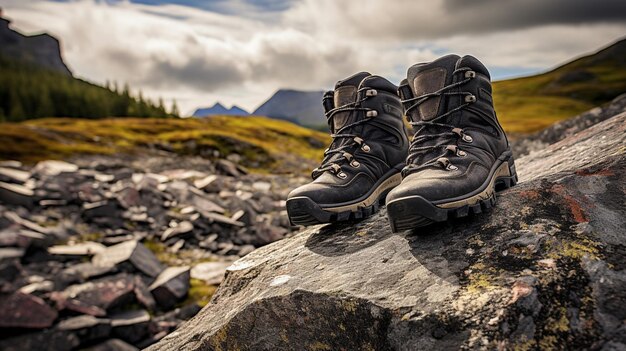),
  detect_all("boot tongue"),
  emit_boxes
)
[406,54,459,122]
[332,71,371,131]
